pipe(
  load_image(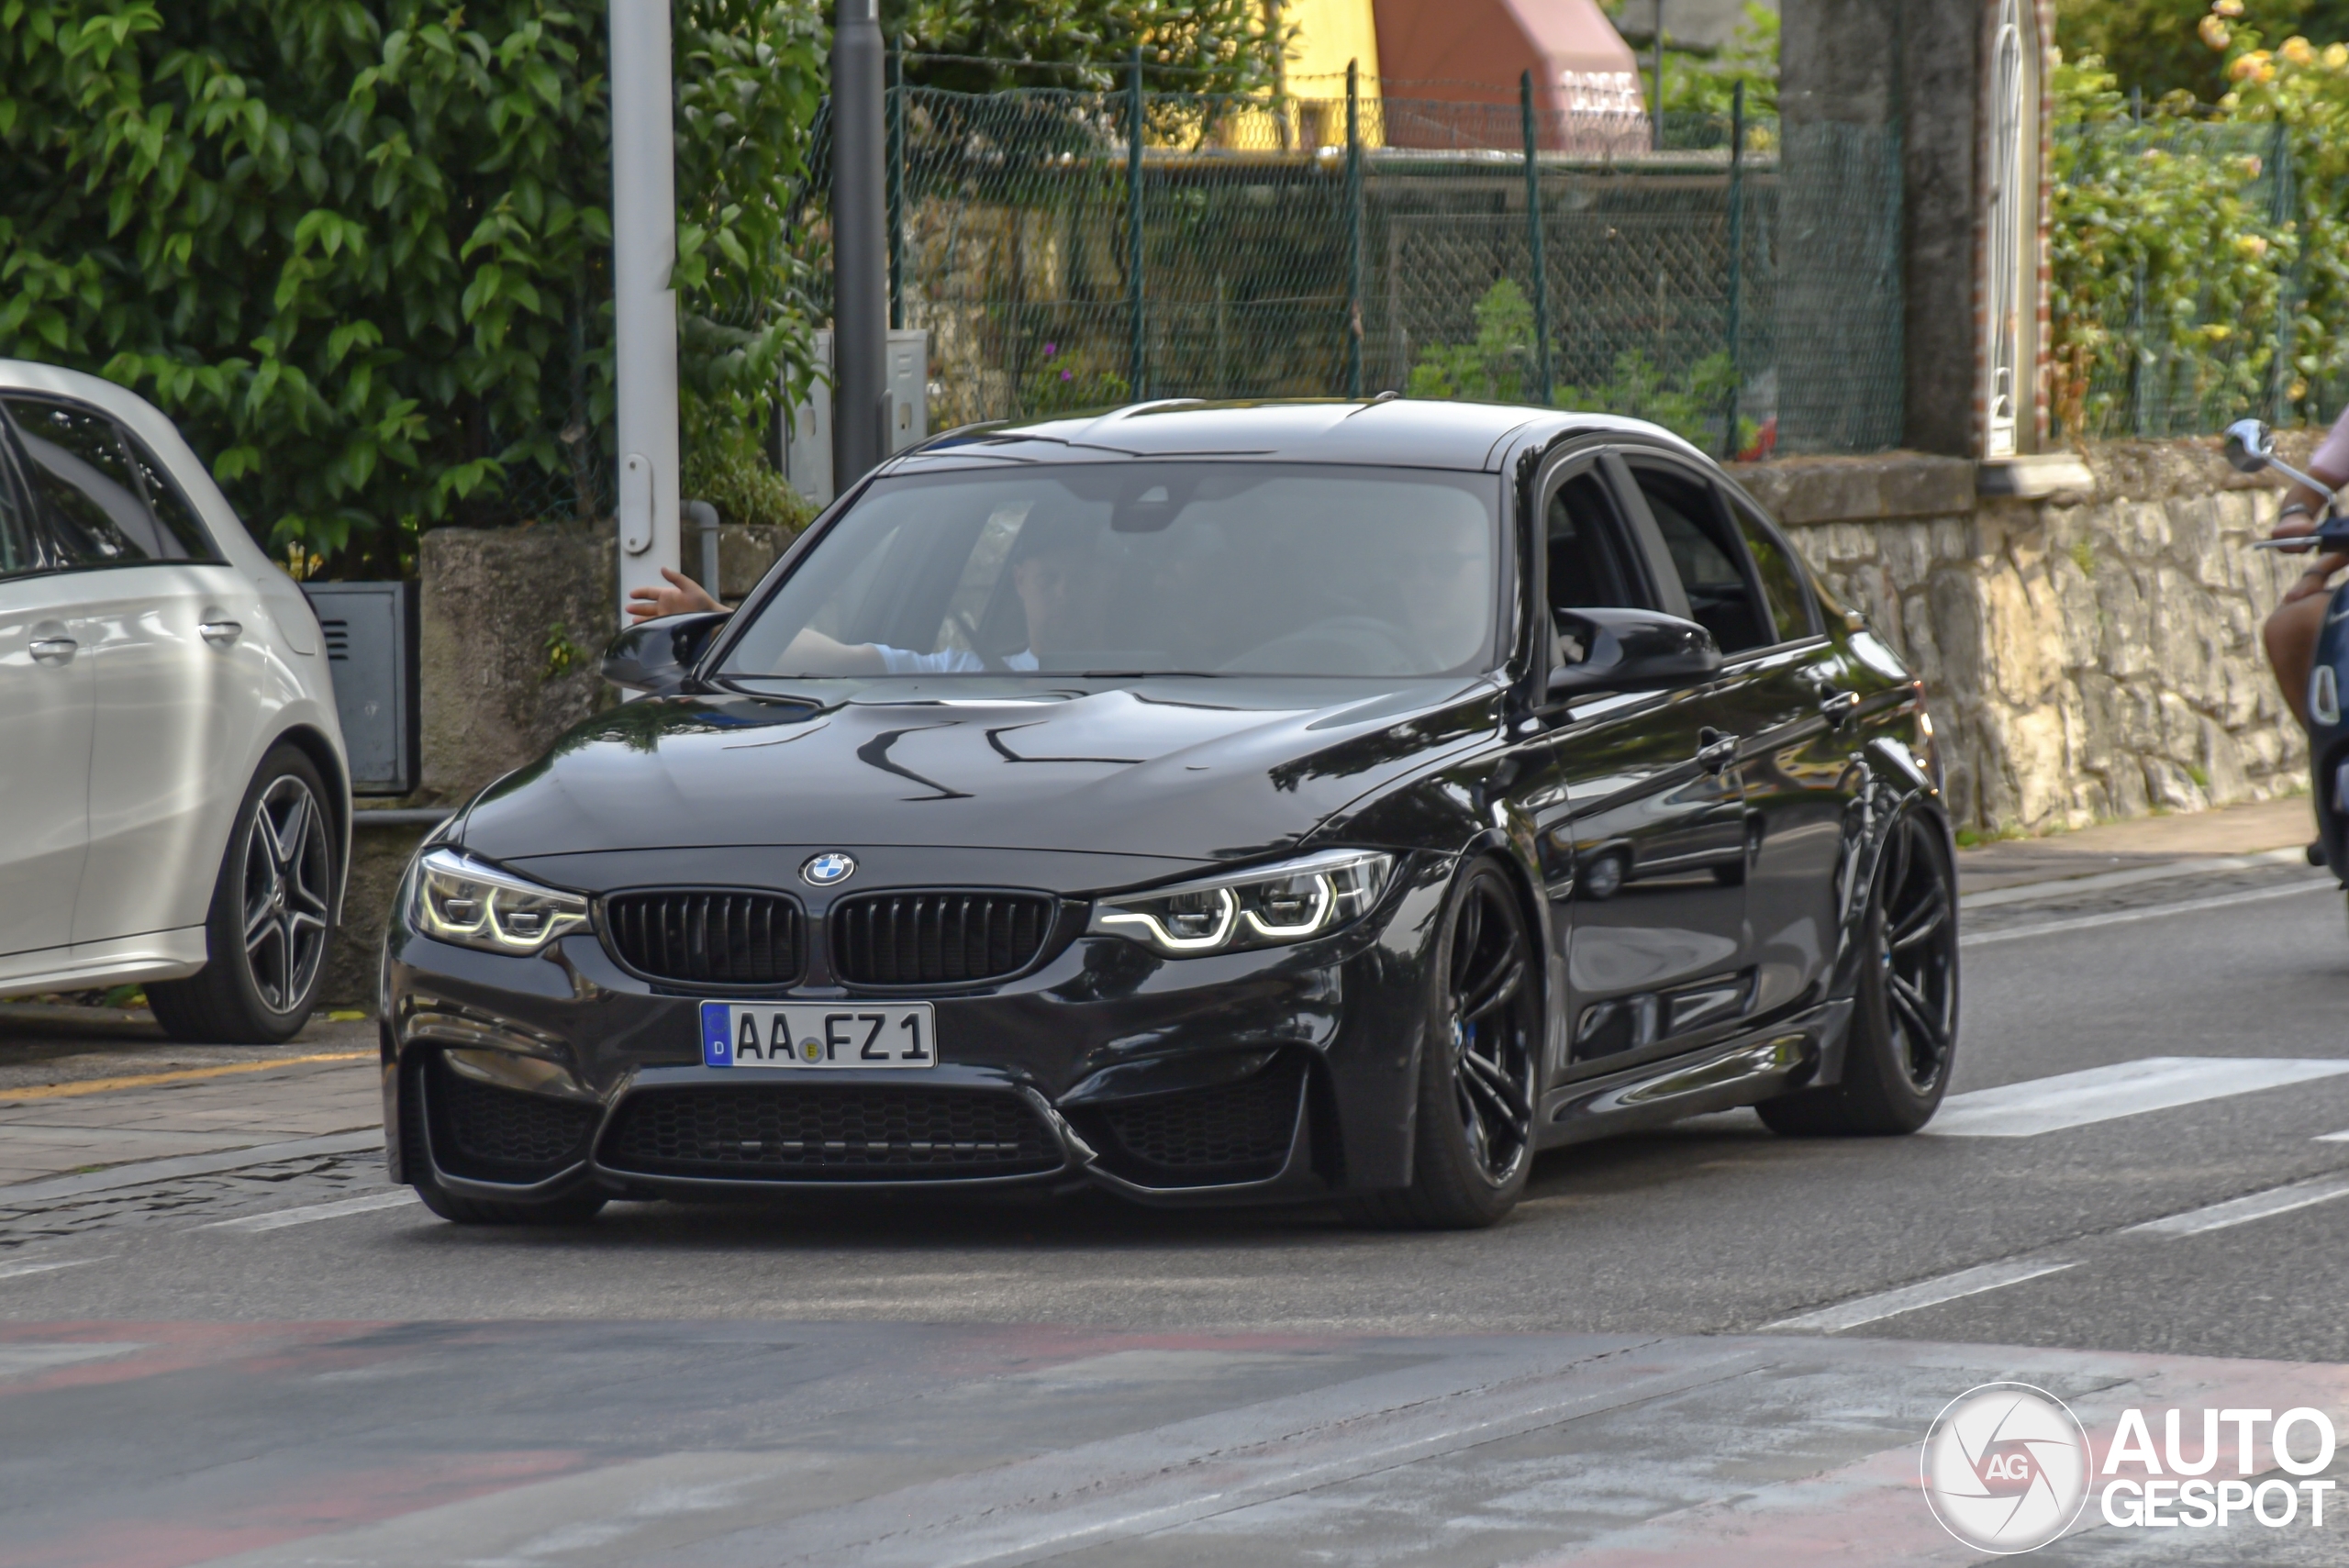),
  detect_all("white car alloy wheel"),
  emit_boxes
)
[147,744,339,1043]
[240,773,333,1012]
